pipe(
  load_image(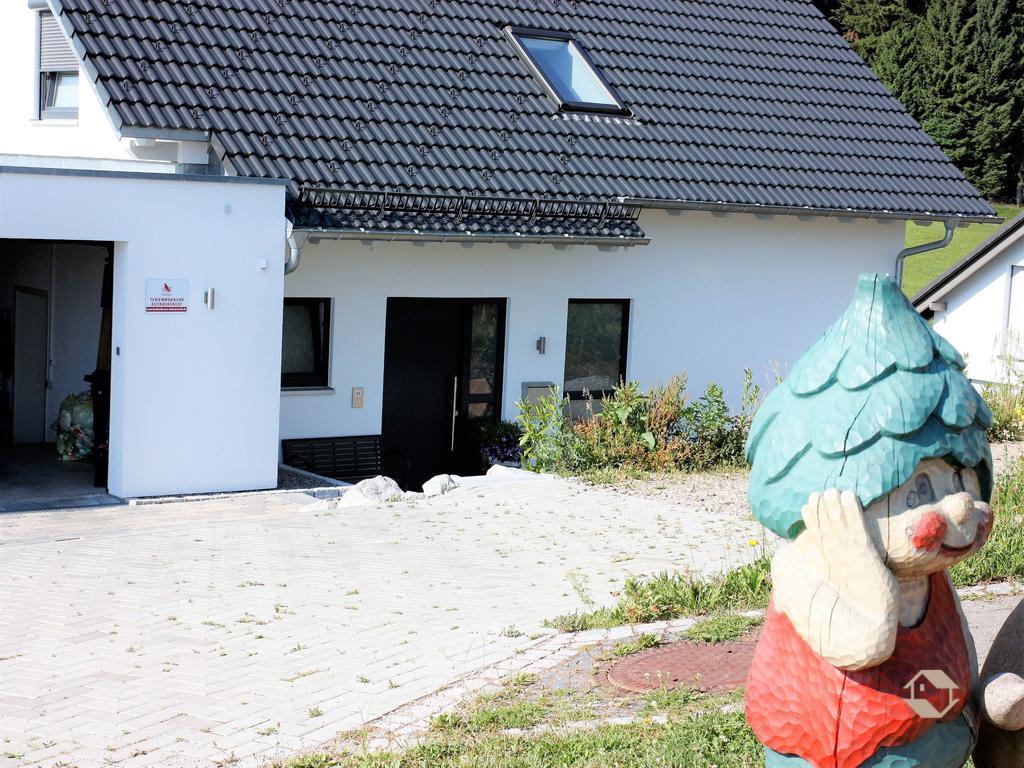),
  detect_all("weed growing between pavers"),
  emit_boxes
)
[547,555,771,632]
[683,614,762,644]
[609,633,660,658]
